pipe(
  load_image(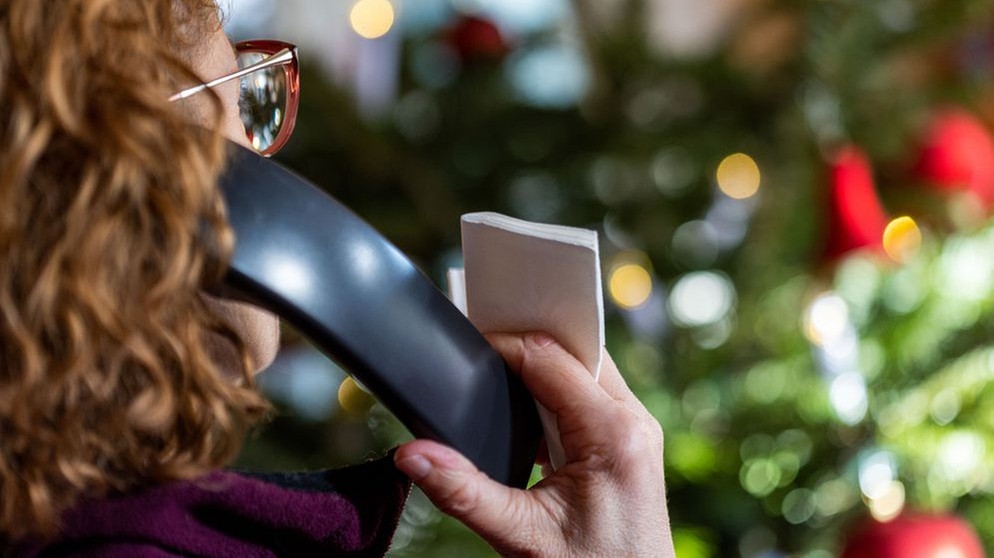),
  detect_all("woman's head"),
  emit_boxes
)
[0,0,270,541]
